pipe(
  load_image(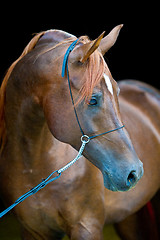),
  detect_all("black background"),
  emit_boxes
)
[0,23,158,88]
